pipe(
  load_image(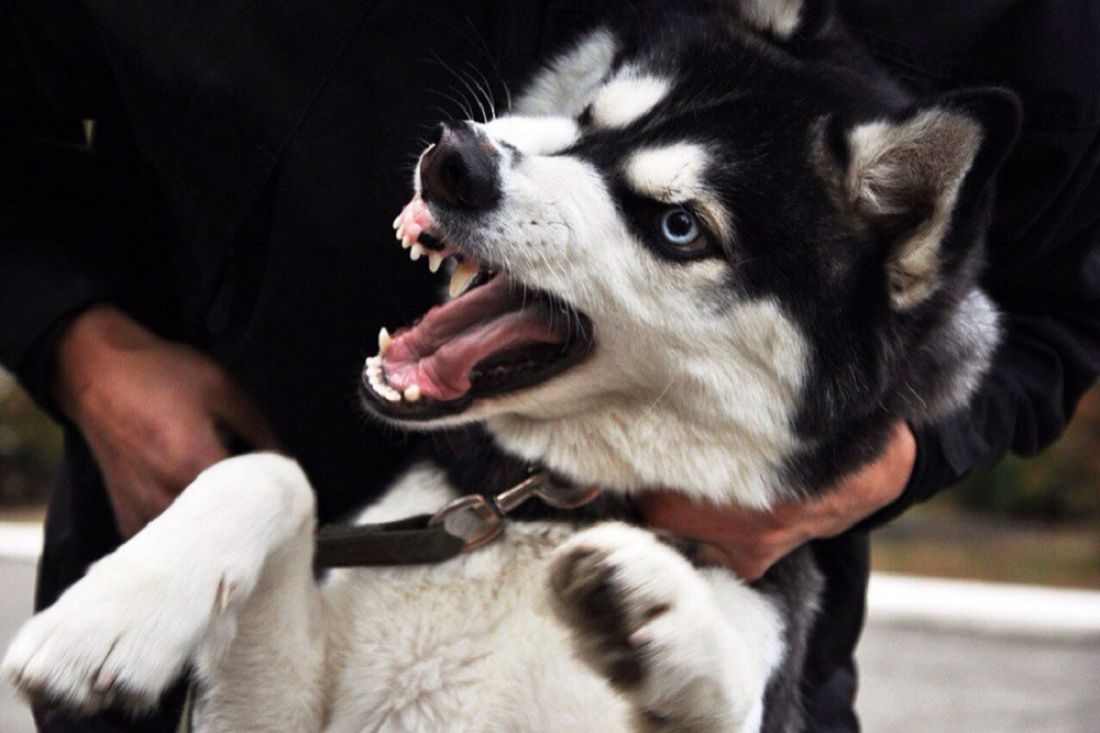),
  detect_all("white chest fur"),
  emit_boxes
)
[320,522,627,732]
